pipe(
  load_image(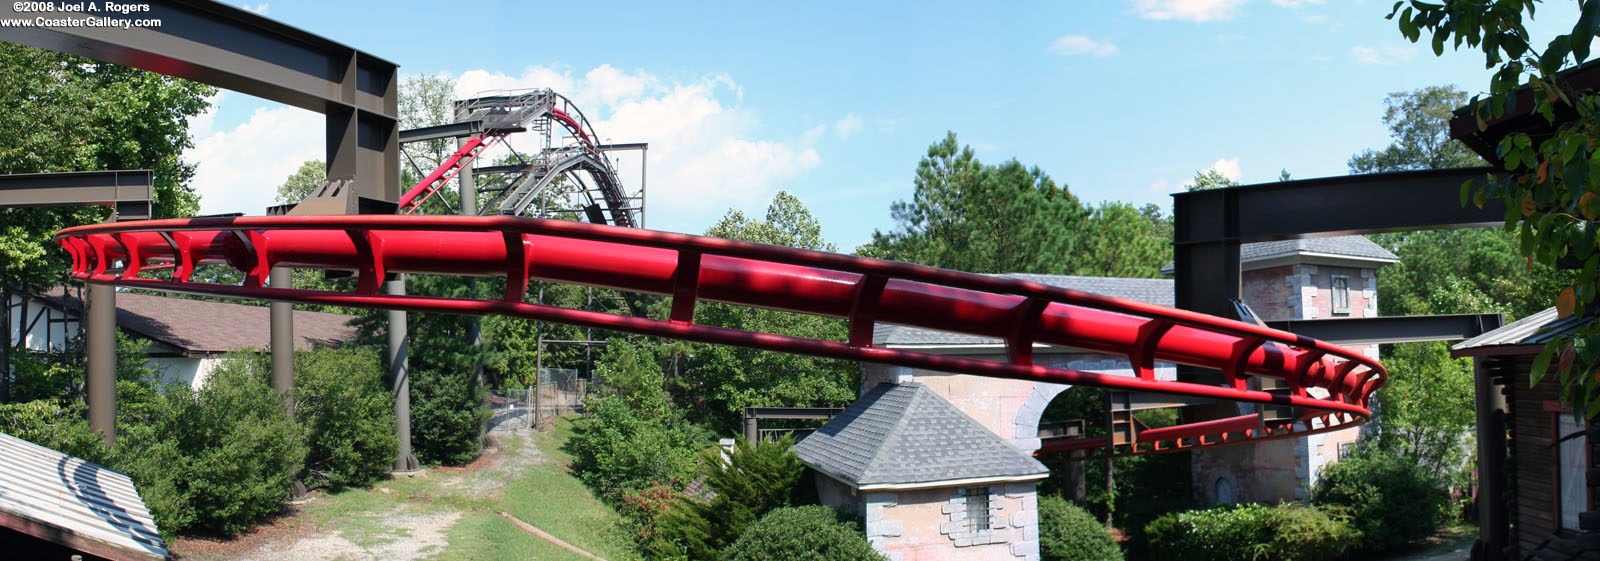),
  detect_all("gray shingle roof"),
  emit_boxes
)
[793,383,1048,488]
[873,274,1172,346]
[1240,236,1399,262]
[1452,307,1589,355]
[33,286,358,355]
[1159,235,1399,274]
